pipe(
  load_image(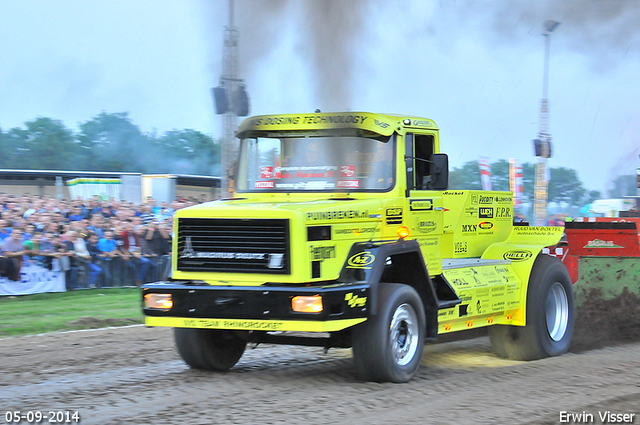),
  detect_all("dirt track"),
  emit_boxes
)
[1,326,638,425]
